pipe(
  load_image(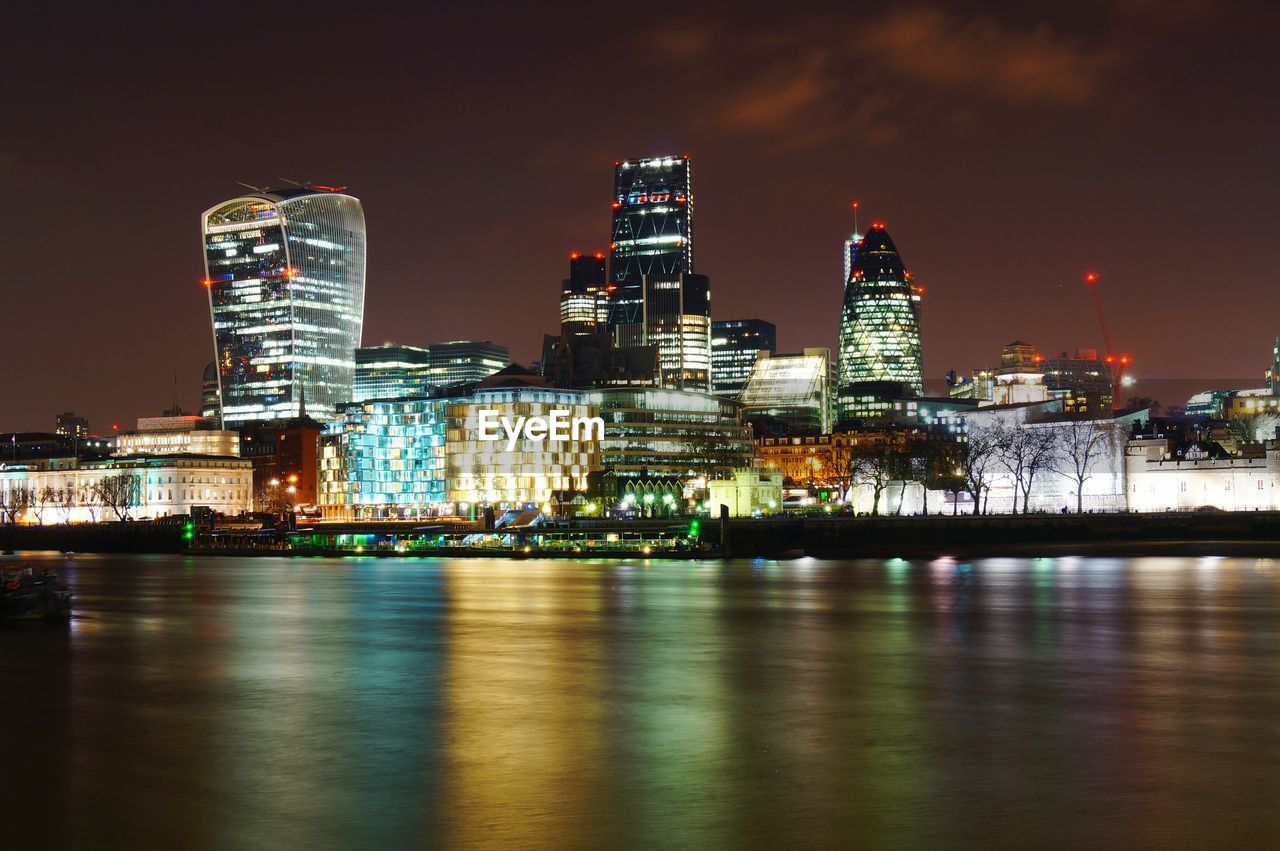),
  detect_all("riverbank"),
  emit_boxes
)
[8,511,1280,560]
